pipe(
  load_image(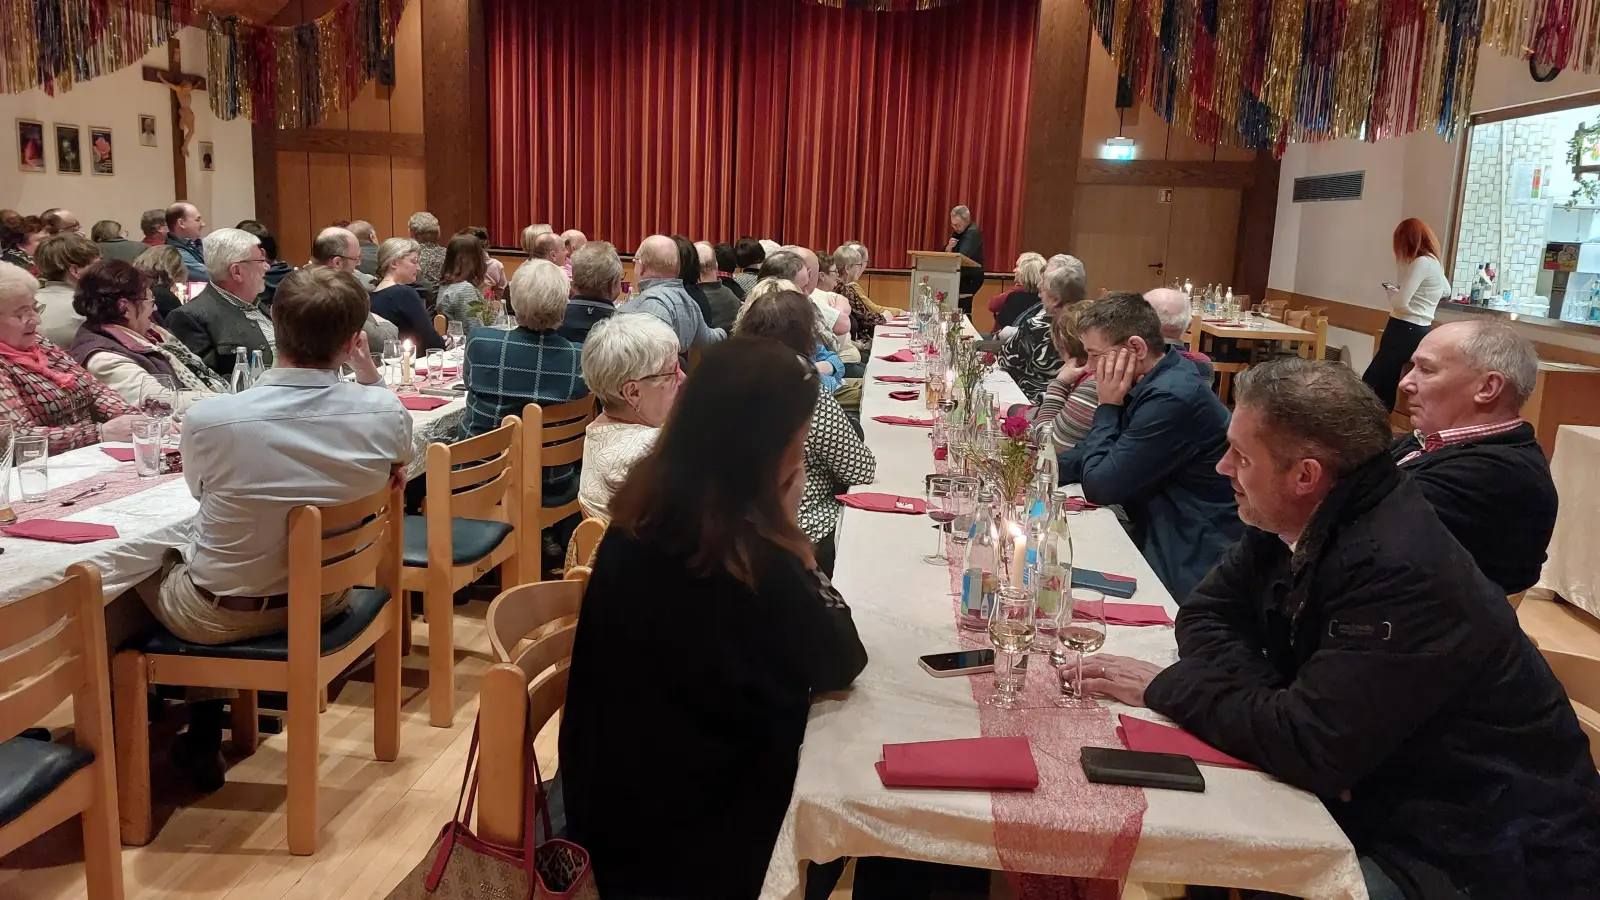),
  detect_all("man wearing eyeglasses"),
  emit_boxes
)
[166,227,276,378]
[309,226,378,291]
